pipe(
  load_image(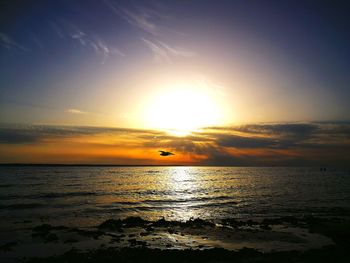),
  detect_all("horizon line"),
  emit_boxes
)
[0,163,344,168]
